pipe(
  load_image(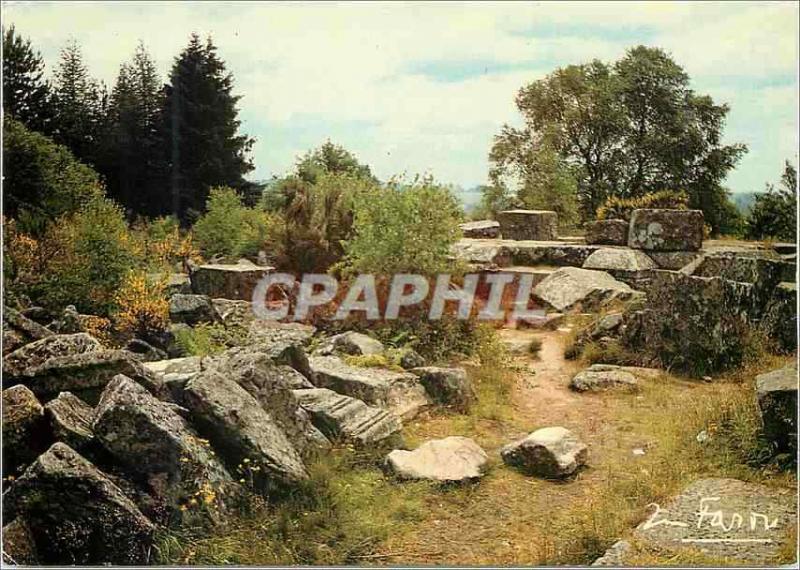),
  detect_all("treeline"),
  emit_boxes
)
[3,26,254,223]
